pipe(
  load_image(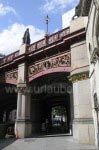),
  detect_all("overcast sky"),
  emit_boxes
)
[0,0,79,55]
